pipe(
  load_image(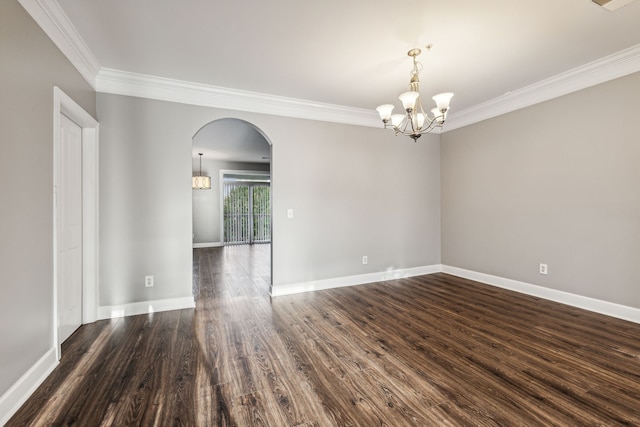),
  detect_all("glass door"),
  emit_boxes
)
[223,182,270,245]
